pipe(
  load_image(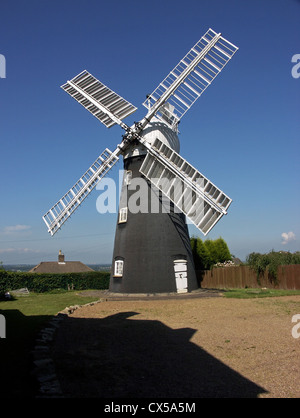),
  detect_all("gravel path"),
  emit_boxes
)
[51,294,300,398]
